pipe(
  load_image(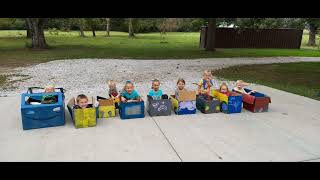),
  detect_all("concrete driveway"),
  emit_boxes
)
[1,84,320,162]
[1,57,320,161]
